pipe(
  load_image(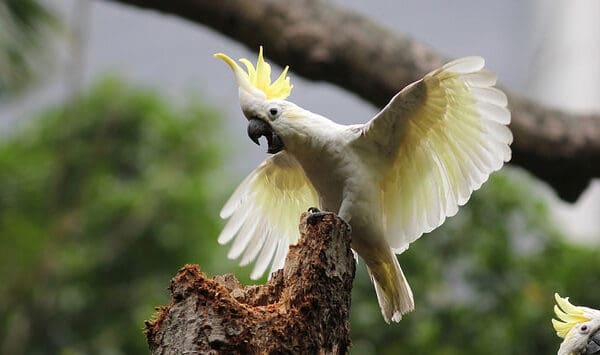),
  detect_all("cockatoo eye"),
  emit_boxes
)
[579,324,589,334]
[269,107,279,118]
